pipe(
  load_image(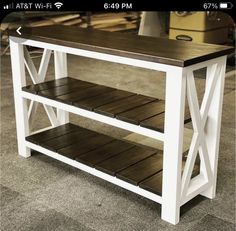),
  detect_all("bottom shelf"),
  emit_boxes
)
[26,123,198,197]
